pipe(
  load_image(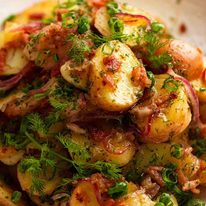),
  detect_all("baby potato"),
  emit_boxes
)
[0,147,24,165]
[70,181,100,206]
[0,23,29,76]
[4,48,28,75]
[0,178,27,206]
[0,90,25,112]
[91,132,136,166]
[8,0,57,25]
[70,130,136,166]
[17,165,61,196]
[94,5,154,46]
[158,39,204,80]
[116,183,155,206]
[60,60,91,90]
[134,143,200,182]
[89,40,149,111]
[131,74,191,143]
